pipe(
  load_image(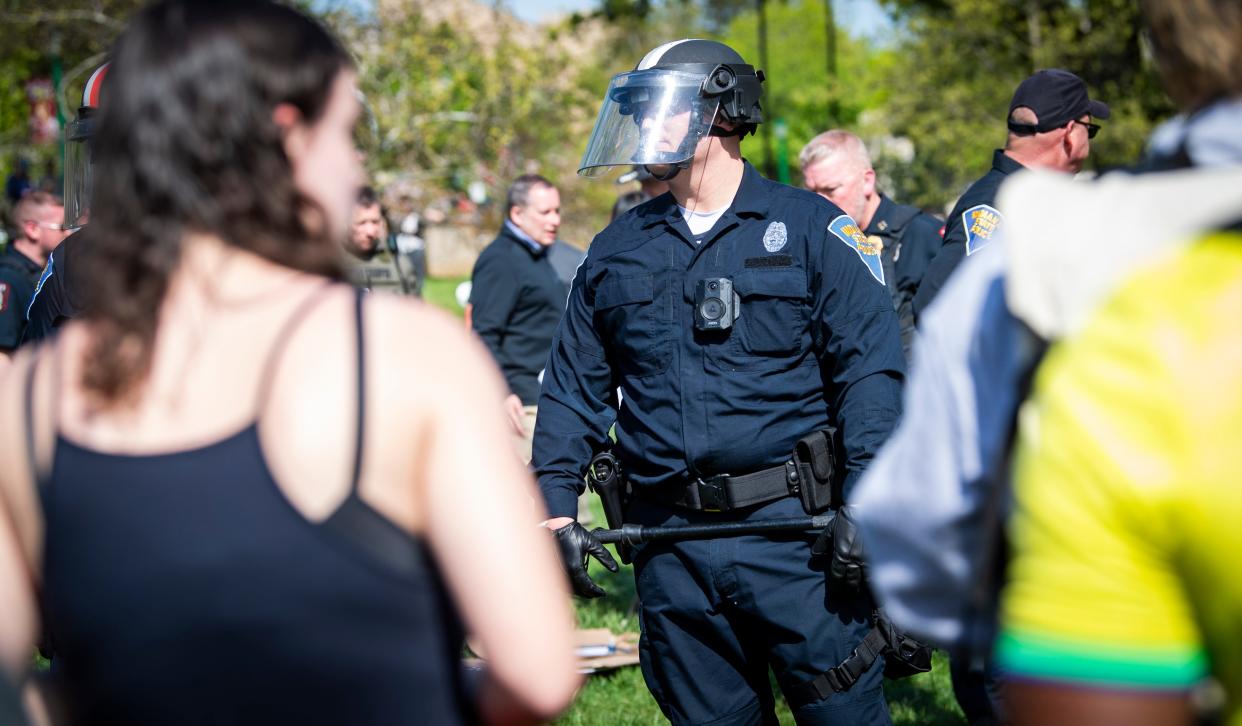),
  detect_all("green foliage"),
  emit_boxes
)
[0,1,142,171]
[873,0,1174,210]
[421,275,469,318]
[715,0,896,176]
